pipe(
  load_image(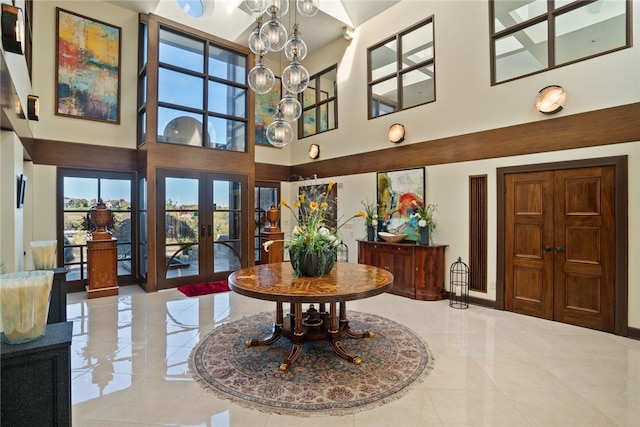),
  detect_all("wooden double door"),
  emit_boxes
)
[504,165,615,332]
